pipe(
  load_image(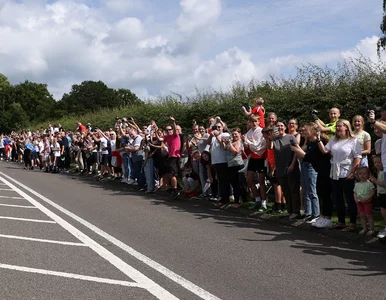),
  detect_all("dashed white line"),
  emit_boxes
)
[0,234,87,247]
[0,195,24,199]
[0,216,56,223]
[0,174,179,300]
[0,203,37,208]
[0,172,222,300]
[0,263,141,288]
